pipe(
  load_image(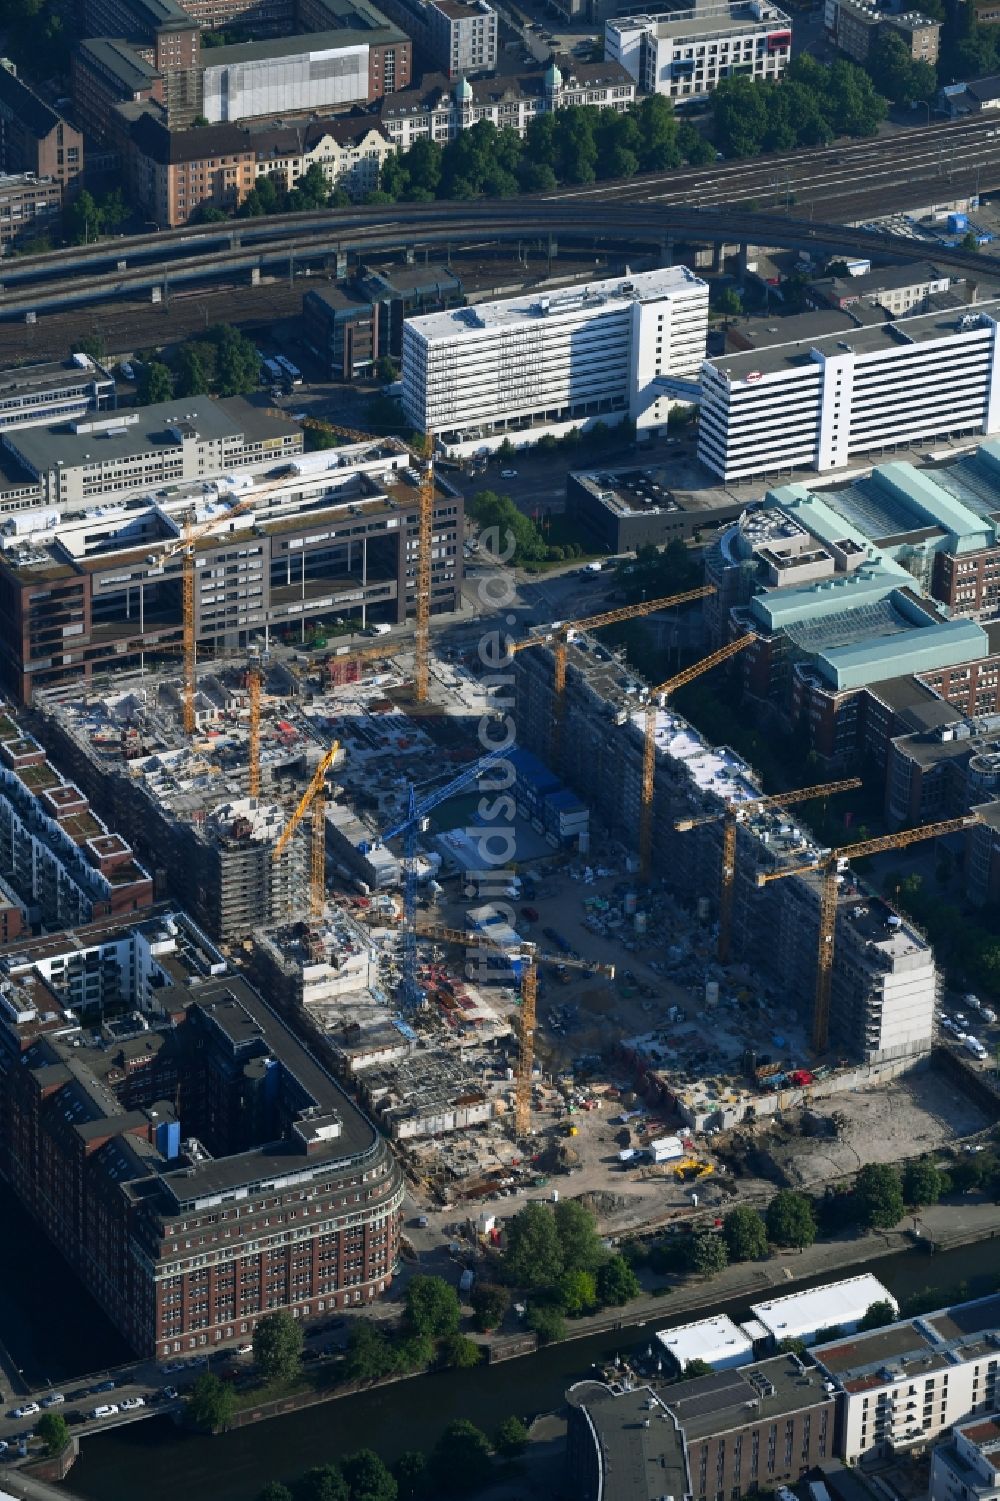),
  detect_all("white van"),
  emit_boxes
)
[91,1404,120,1420]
